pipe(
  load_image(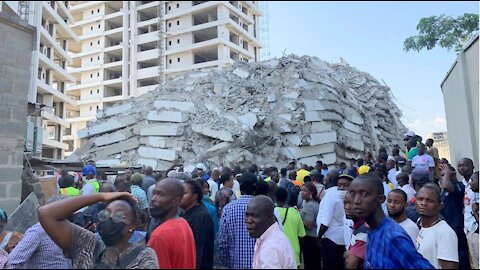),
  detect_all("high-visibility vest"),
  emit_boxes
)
[59,187,80,197]
[85,179,100,193]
